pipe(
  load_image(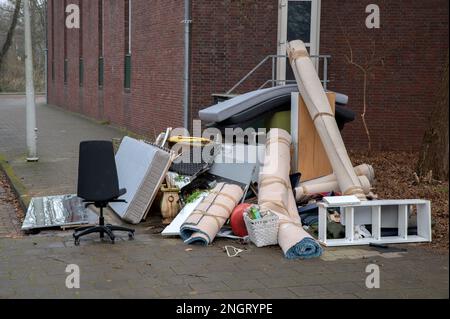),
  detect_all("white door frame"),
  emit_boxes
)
[277,0,321,81]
